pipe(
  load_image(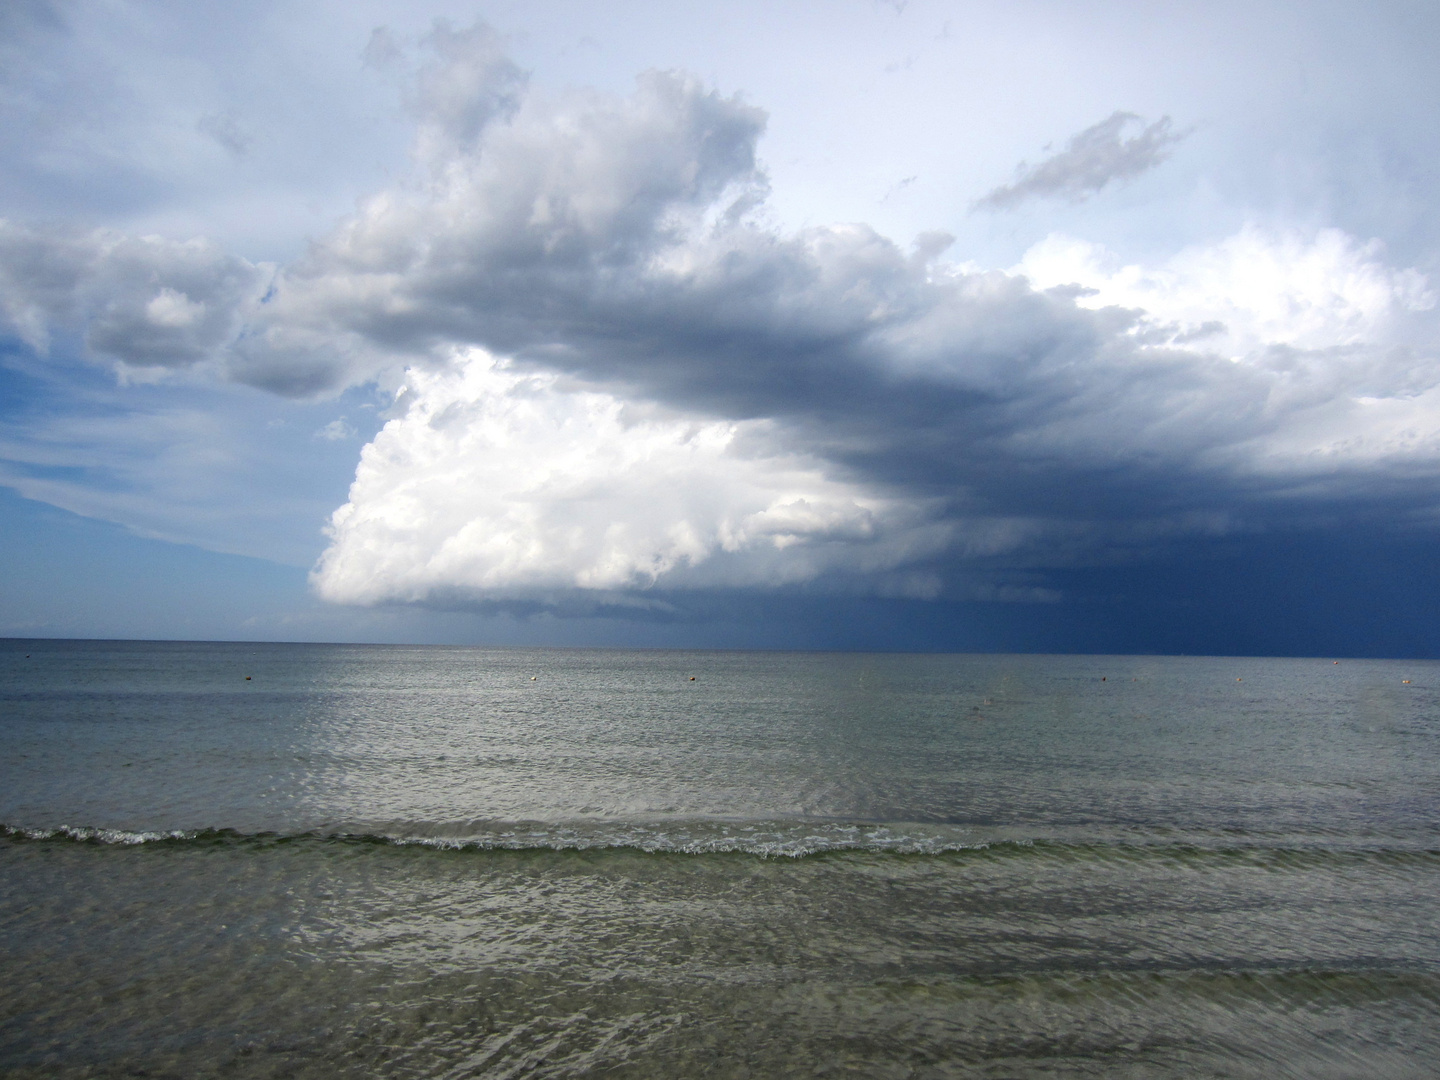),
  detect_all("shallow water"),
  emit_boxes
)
[2,640,1438,1077]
